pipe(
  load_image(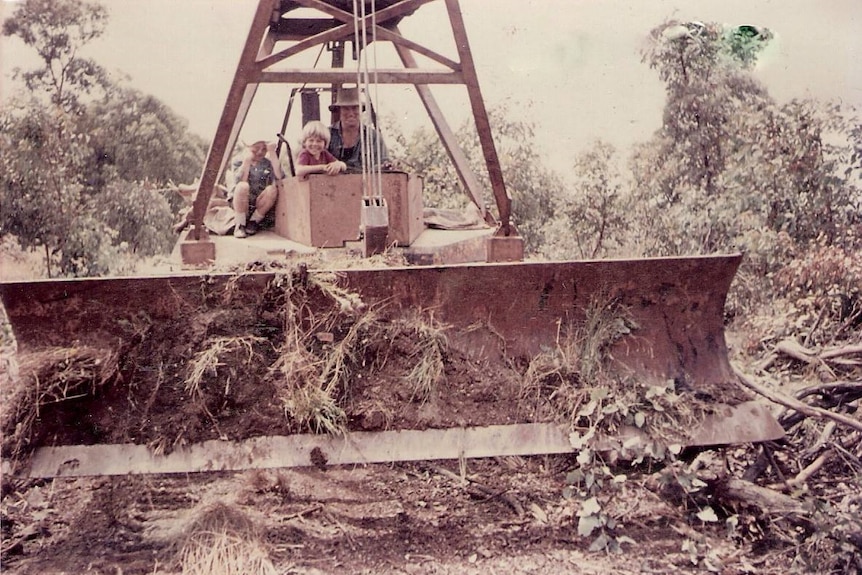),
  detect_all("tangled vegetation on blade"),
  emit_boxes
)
[0,346,118,468]
[268,269,451,434]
